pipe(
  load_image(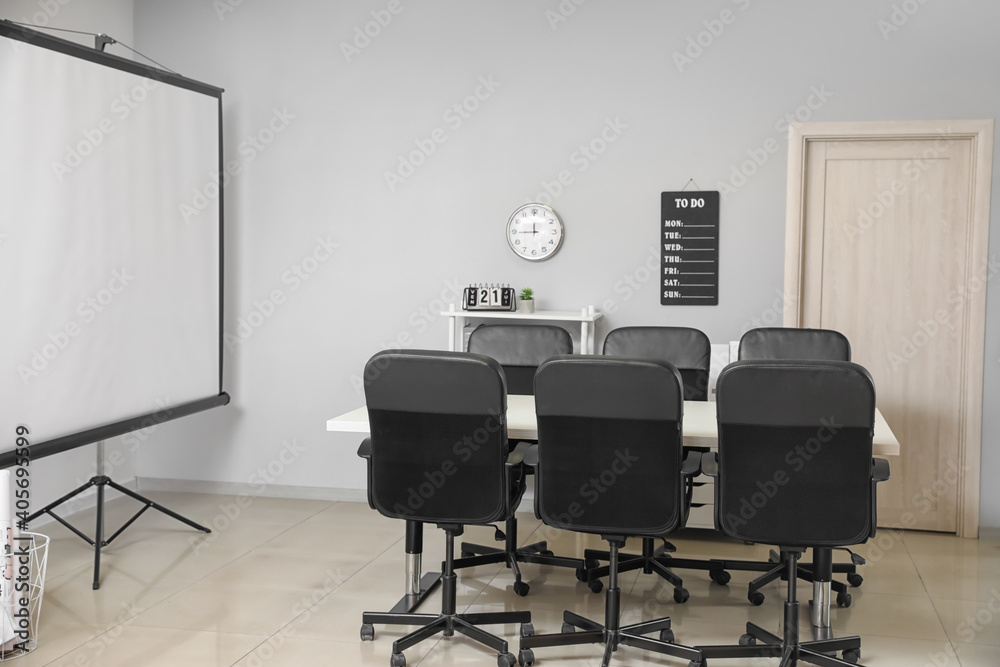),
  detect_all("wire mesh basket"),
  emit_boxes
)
[0,532,48,660]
